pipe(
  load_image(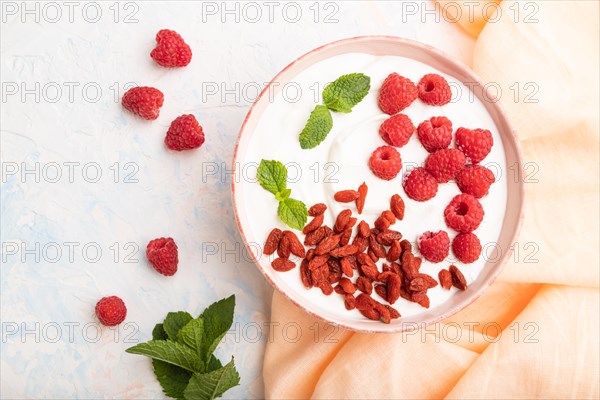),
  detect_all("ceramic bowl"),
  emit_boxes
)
[232,36,524,333]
